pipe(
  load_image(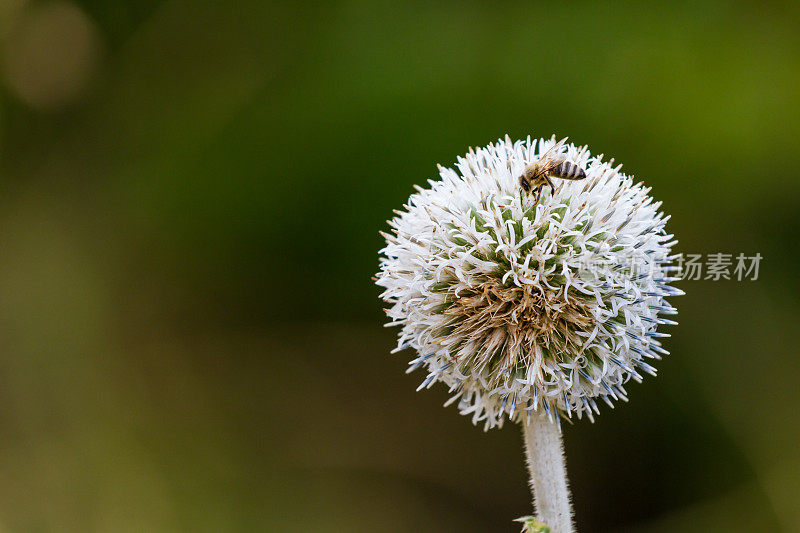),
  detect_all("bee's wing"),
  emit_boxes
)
[539,155,567,174]
[533,136,568,175]
[536,136,568,160]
